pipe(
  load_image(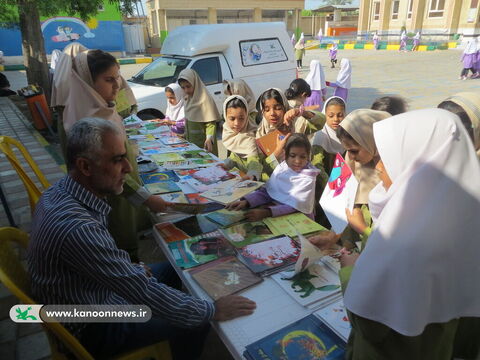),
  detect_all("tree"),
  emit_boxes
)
[323,0,353,5]
[0,0,138,101]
